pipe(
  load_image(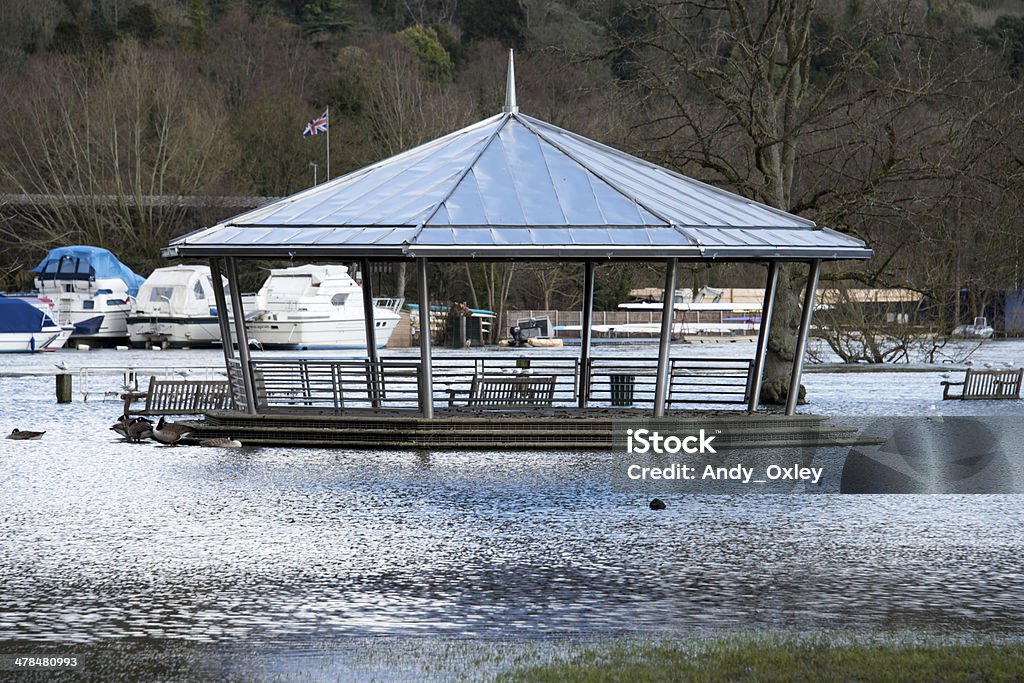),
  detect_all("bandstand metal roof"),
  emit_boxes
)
[165,55,871,262]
